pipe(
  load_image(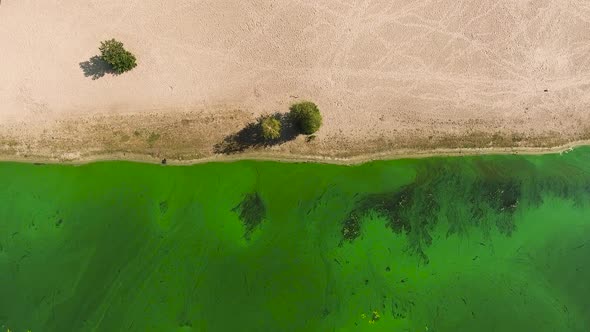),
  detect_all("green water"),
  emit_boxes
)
[1,148,590,332]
